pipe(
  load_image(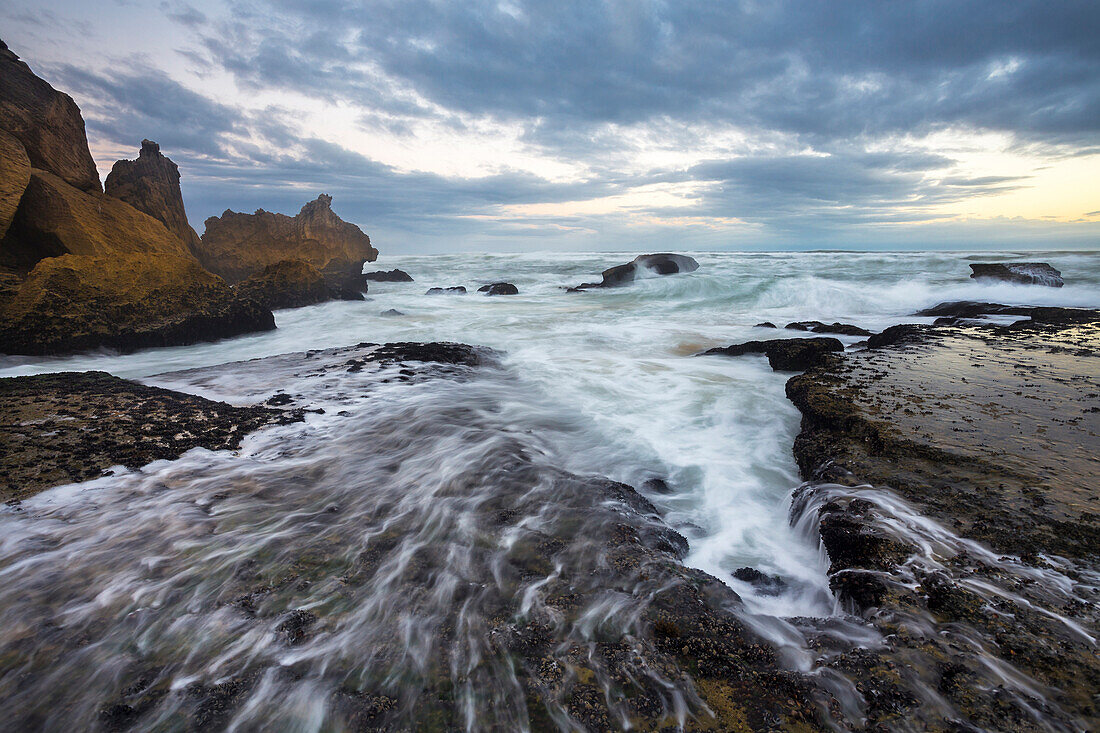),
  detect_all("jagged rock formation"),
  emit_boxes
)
[1,169,193,271]
[236,260,339,310]
[105,139,202,255]
[0,40,101,193]
[0,253,274,355]
[196,195,377,283]
[0,38,278,355]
